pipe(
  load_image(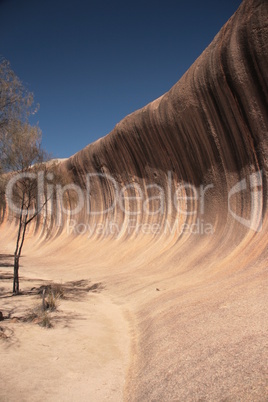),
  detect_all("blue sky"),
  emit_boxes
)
[0,0,242,158]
